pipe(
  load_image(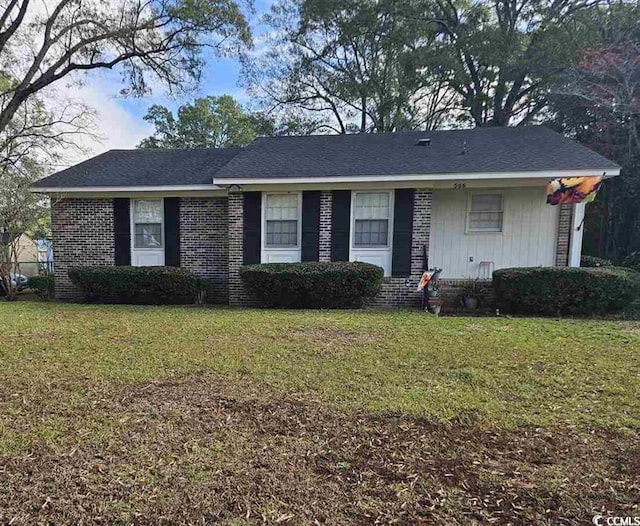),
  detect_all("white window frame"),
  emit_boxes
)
[261,191,302,263]
[465,191,504,234]
[350,190,394,250]
[130,198,165,266]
